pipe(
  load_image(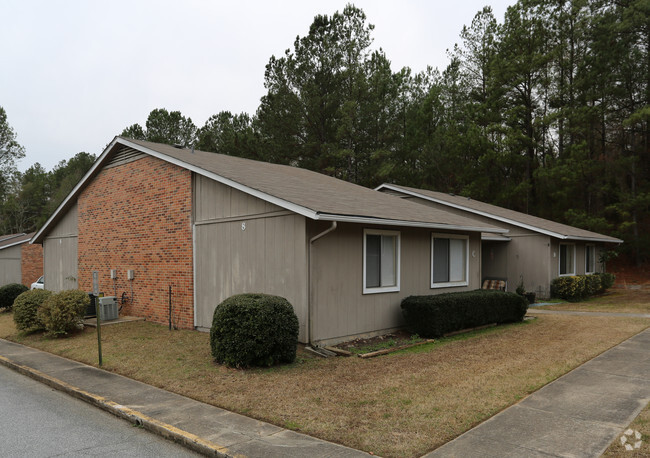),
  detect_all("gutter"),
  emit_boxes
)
[307,221,337,345]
